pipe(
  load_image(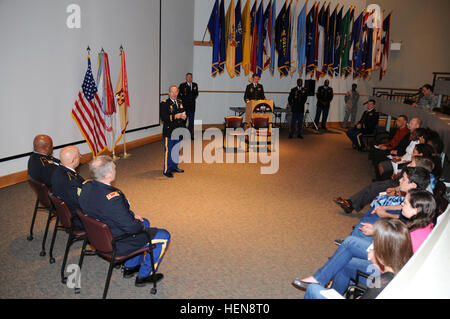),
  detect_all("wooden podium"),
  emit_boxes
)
[244,99,274,127]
